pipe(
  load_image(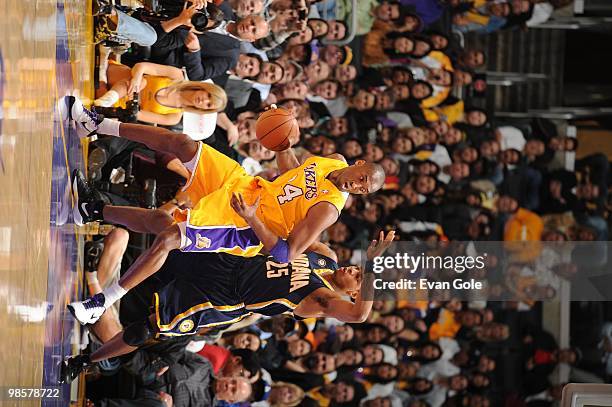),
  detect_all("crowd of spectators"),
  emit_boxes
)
[81,0,611,405]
